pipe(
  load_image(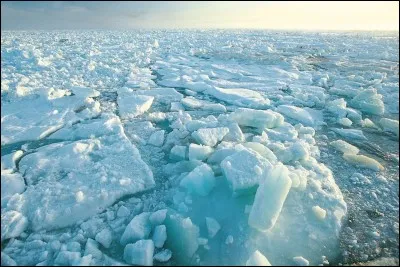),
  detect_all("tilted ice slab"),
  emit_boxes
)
[1,87,101,145]
[350,88,385,115]
[13,130,154,231]
[205,87,270,108]
[230,108,284,130]
[277,105,323,127]
[117,88,154,119]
